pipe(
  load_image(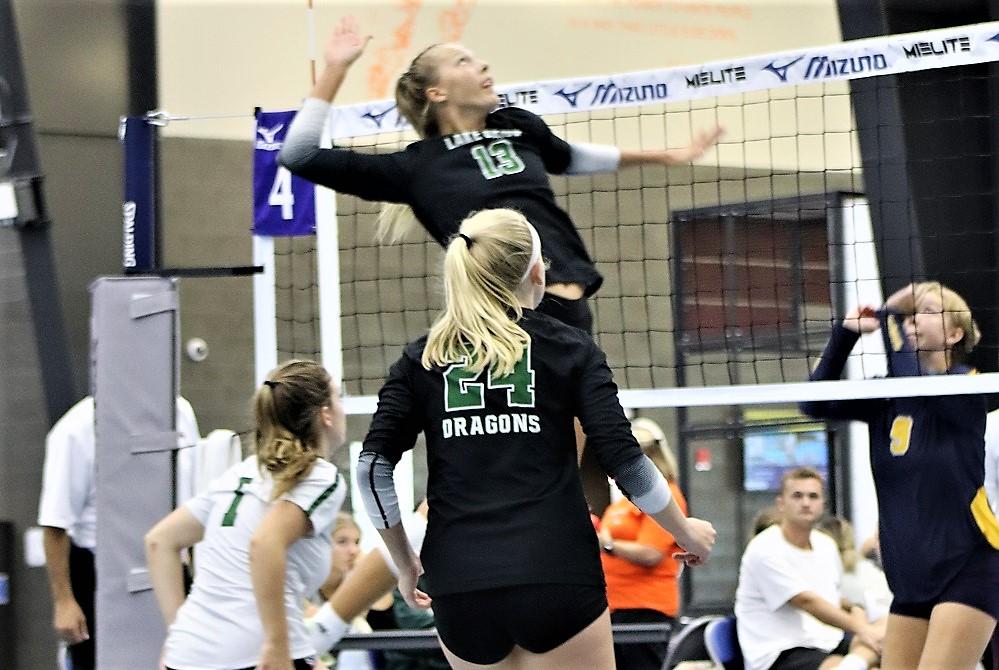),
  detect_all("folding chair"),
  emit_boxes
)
[660,615,720,670]
[705,615,743,670]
